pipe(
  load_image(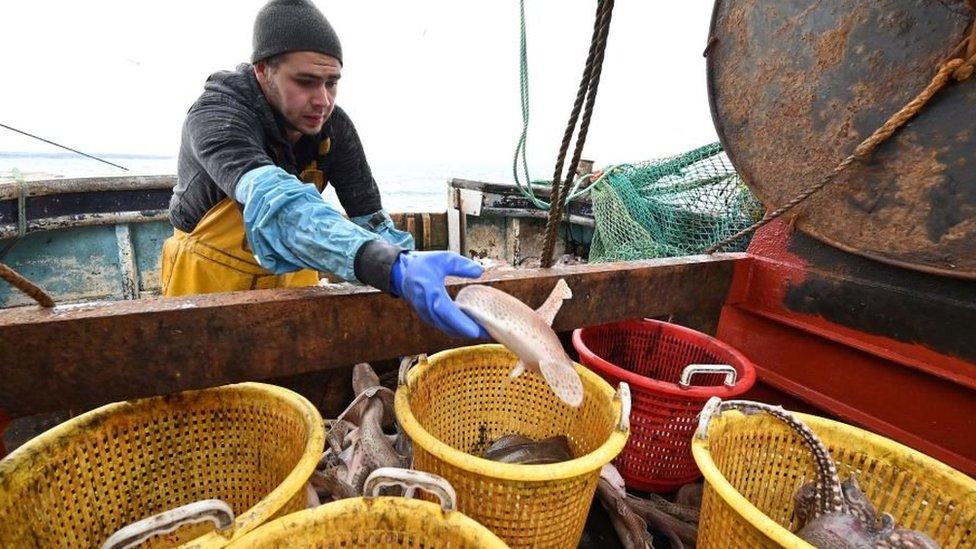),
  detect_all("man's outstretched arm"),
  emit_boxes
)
[235,165,487,339]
